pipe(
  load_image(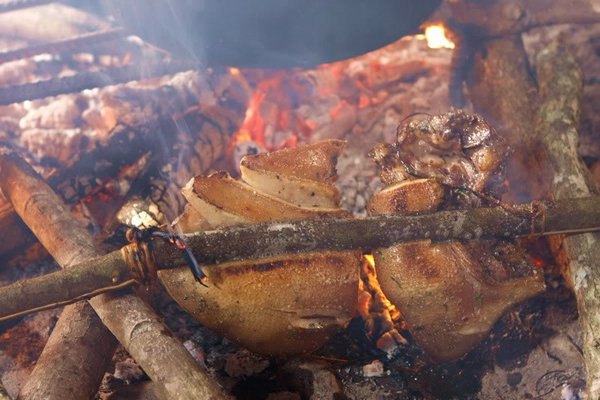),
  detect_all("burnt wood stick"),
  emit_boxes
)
[0,69,247,257]
[0,60,196,105]
[0,0,52,13]
[0,150,118,399]
[0,150,229,400]
[1,195,600,322]
[448,0,600,37]
[0,28,126,64]
[535,40,600,400]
